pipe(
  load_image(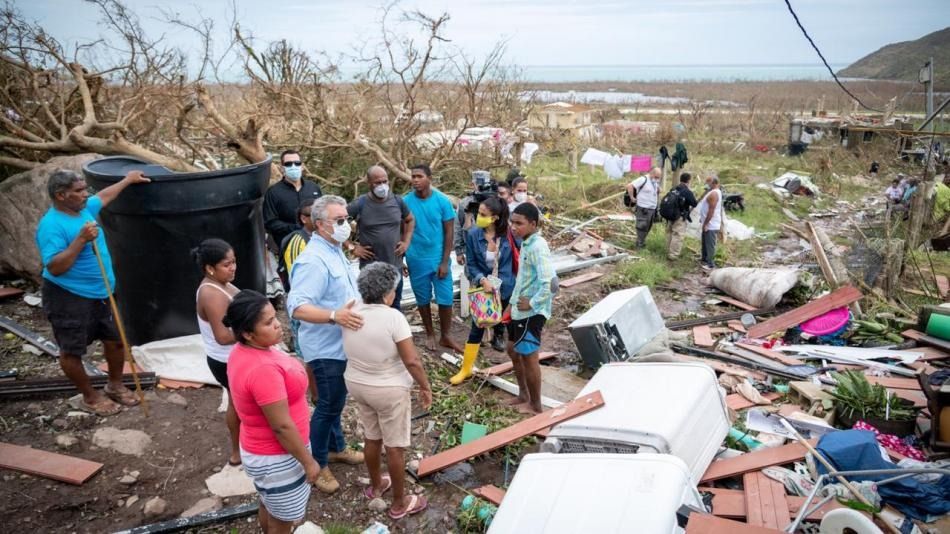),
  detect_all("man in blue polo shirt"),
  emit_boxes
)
[35,168,150,416]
